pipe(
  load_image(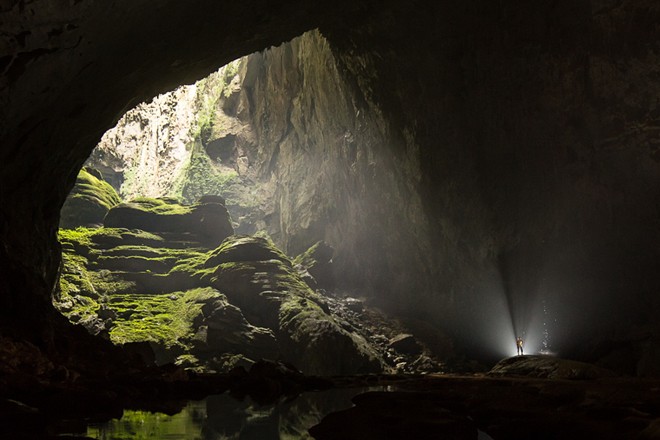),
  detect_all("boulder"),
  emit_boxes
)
[192,297,278,361]
[103,197,233,246]
[201,236,384,375]
[205,235,290,266]
[279,296,384,375]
